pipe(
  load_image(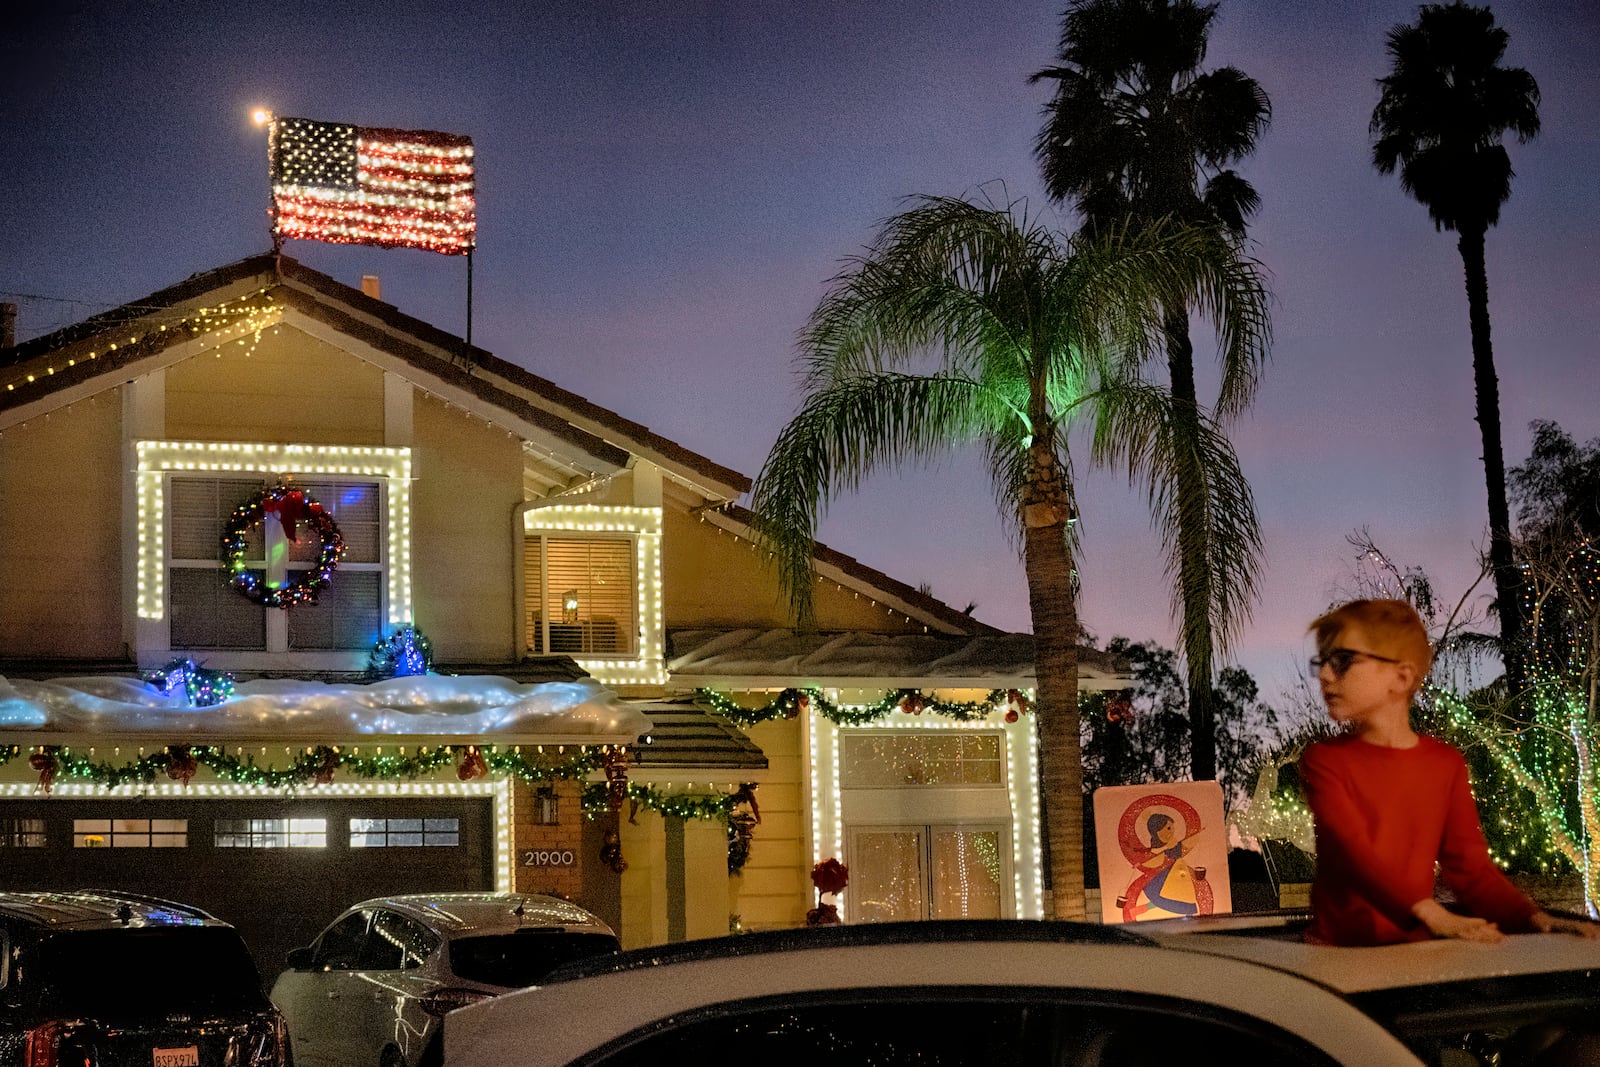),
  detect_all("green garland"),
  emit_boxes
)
[0,743,605,791]
[580,780,738,821]
[695,686,1023,727]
